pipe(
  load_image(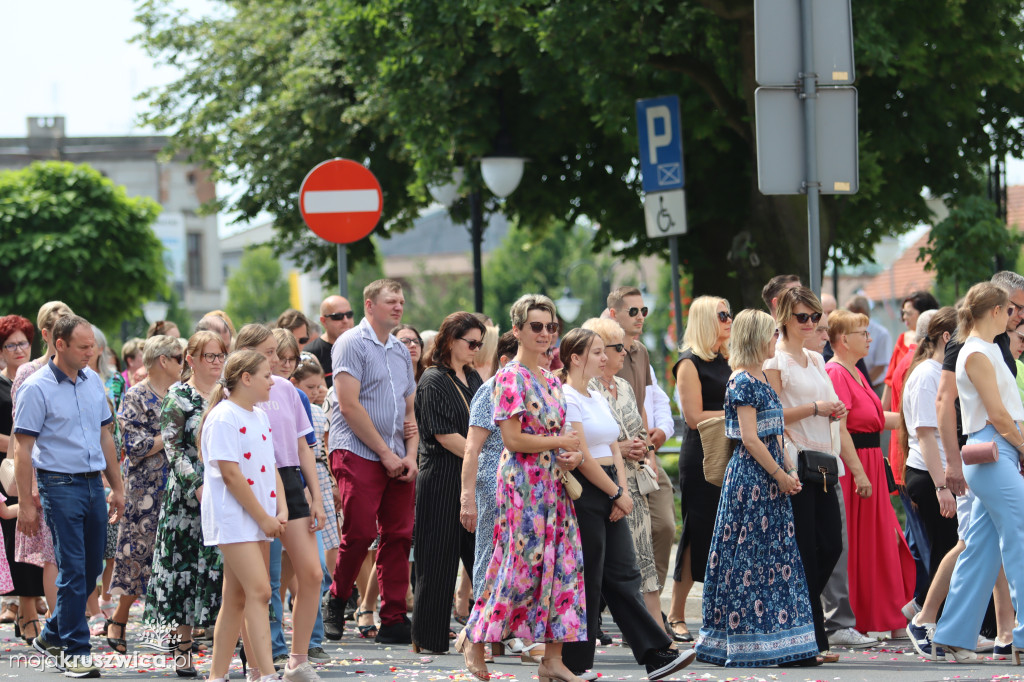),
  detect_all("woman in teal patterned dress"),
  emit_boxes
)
[143,332,227,676]
[694,310,819,667]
